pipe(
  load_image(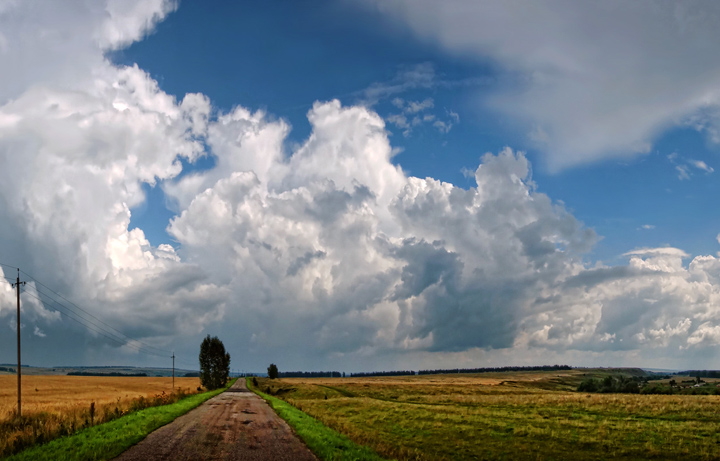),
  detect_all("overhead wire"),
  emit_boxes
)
[0,260,200,367]
[0,262,18,270]
[22,289,169,358]
[21,270,172,355]
[0,261,185,360]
